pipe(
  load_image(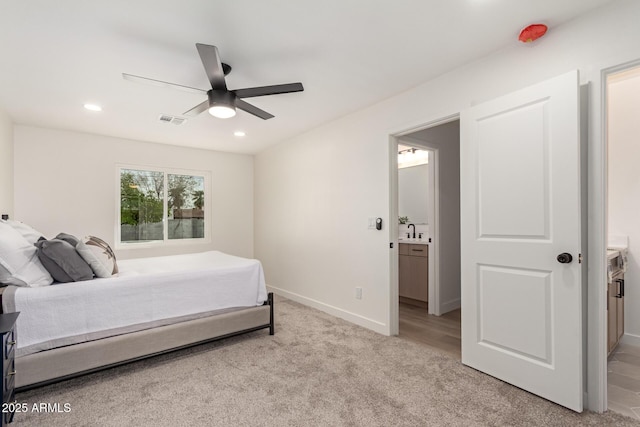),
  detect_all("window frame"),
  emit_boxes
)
[115,164,211,249]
